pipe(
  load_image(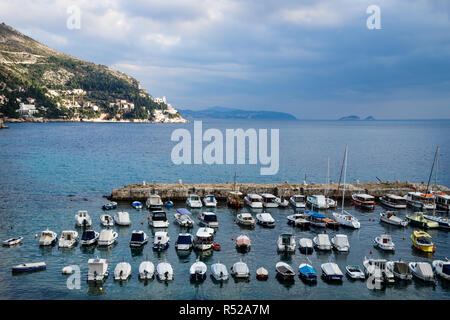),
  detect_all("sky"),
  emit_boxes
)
[1,0,449,119]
